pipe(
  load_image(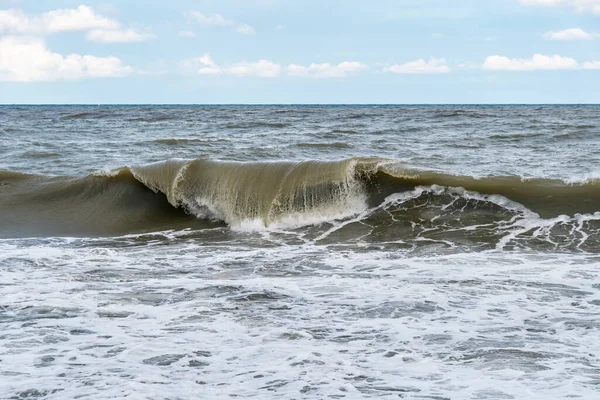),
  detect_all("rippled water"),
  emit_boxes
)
[2,105,599,178]
[1,105,600,399]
